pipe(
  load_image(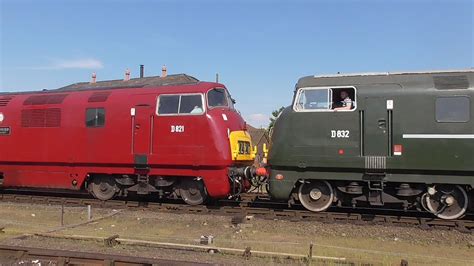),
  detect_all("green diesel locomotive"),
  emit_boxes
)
[268,70,473,220]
